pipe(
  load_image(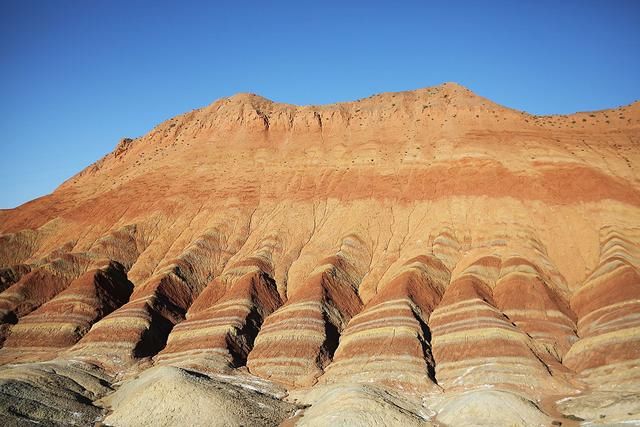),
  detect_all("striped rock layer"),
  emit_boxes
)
[65,229,238,371]
[246,235,368,387]
[320,254,450,393]
[0,254,91,344]
[0,261,133,364]
[564,227,640,391]
[156,269,282,370]
[430,252,580,399]
[1,84,639,425]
